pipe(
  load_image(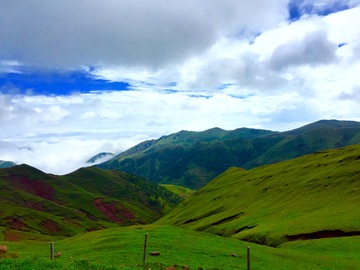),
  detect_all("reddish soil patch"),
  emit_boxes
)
[93,198,134,223]
[10,175,55,201]
[118,207,135,220]
[5,216,30,231]
[3,230,23,242]
[94,198,121,222]
[39,219,60,233]
[166,266,190,270]
[25,201,45,211]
